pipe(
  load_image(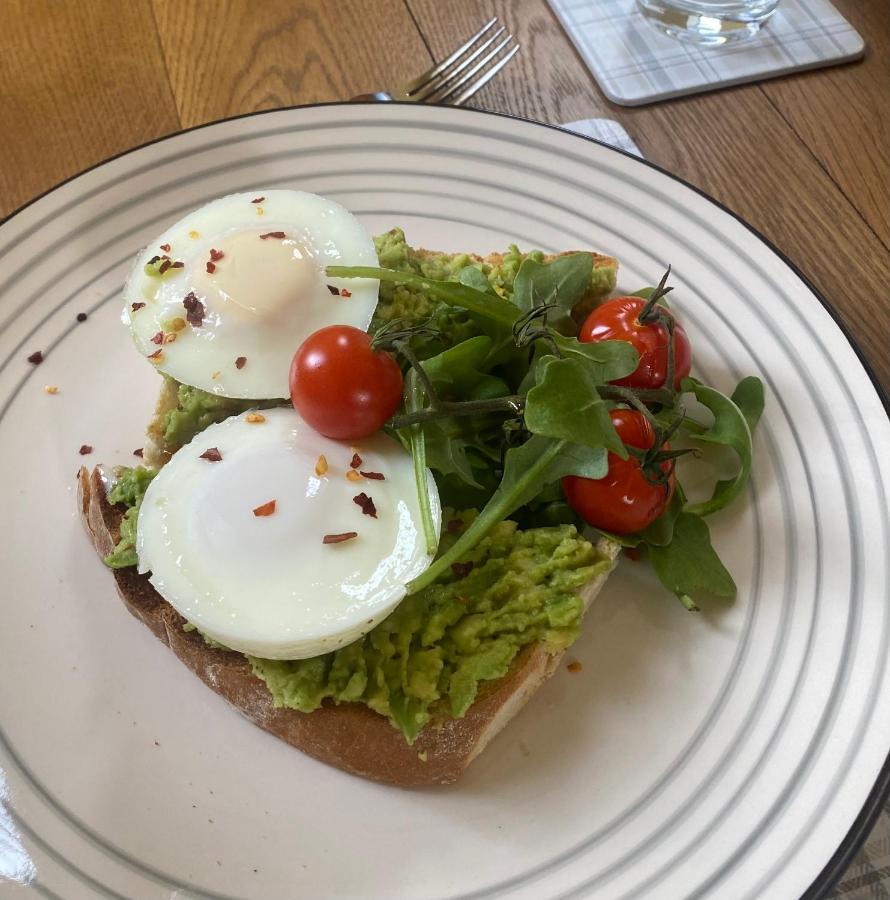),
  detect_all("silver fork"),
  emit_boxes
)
[353,17,519,106]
